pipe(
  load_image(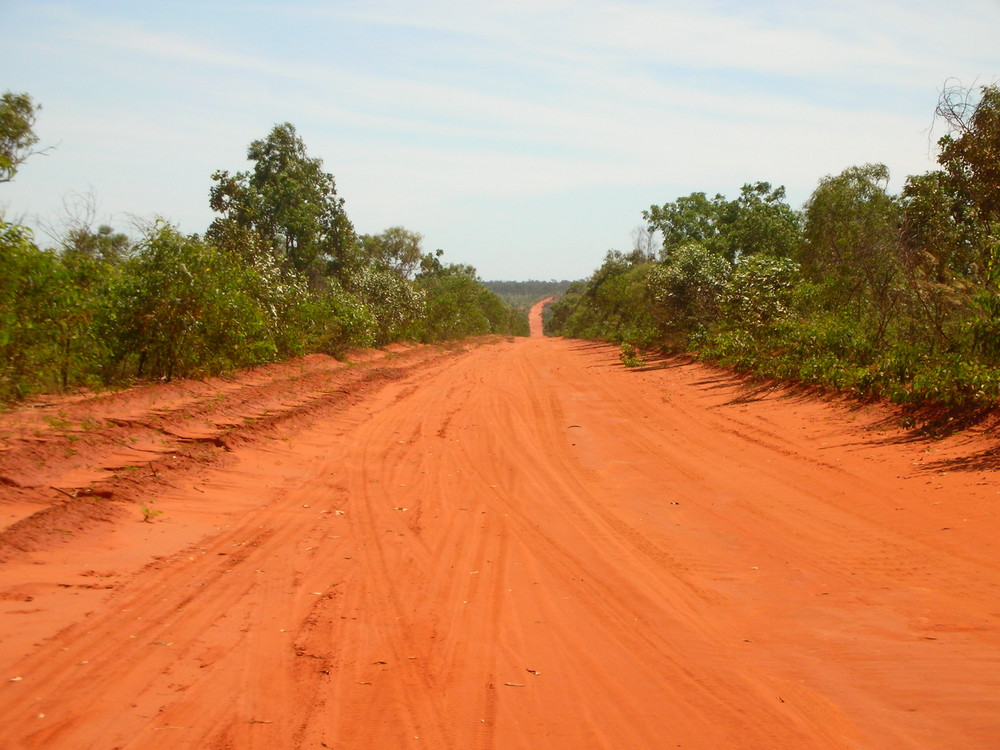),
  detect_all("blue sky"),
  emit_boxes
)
[2,1,998,281]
